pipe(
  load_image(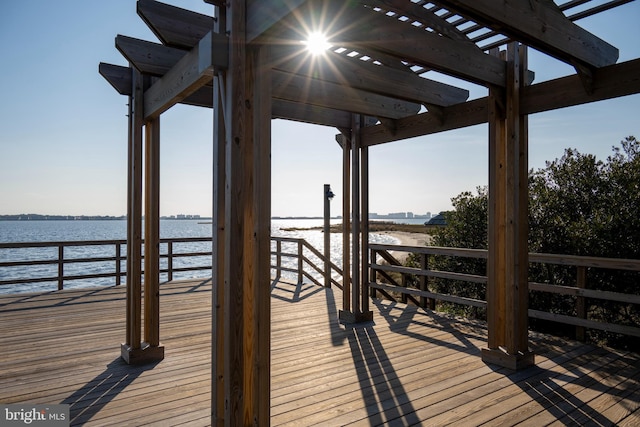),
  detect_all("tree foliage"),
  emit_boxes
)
[417,137,640,350]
